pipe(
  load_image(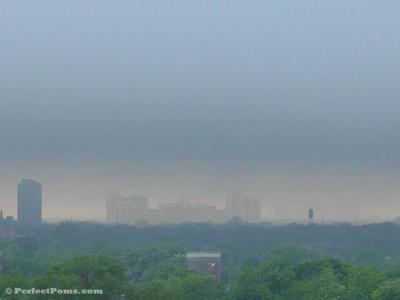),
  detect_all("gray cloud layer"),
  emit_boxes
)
[1,0,399,166]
